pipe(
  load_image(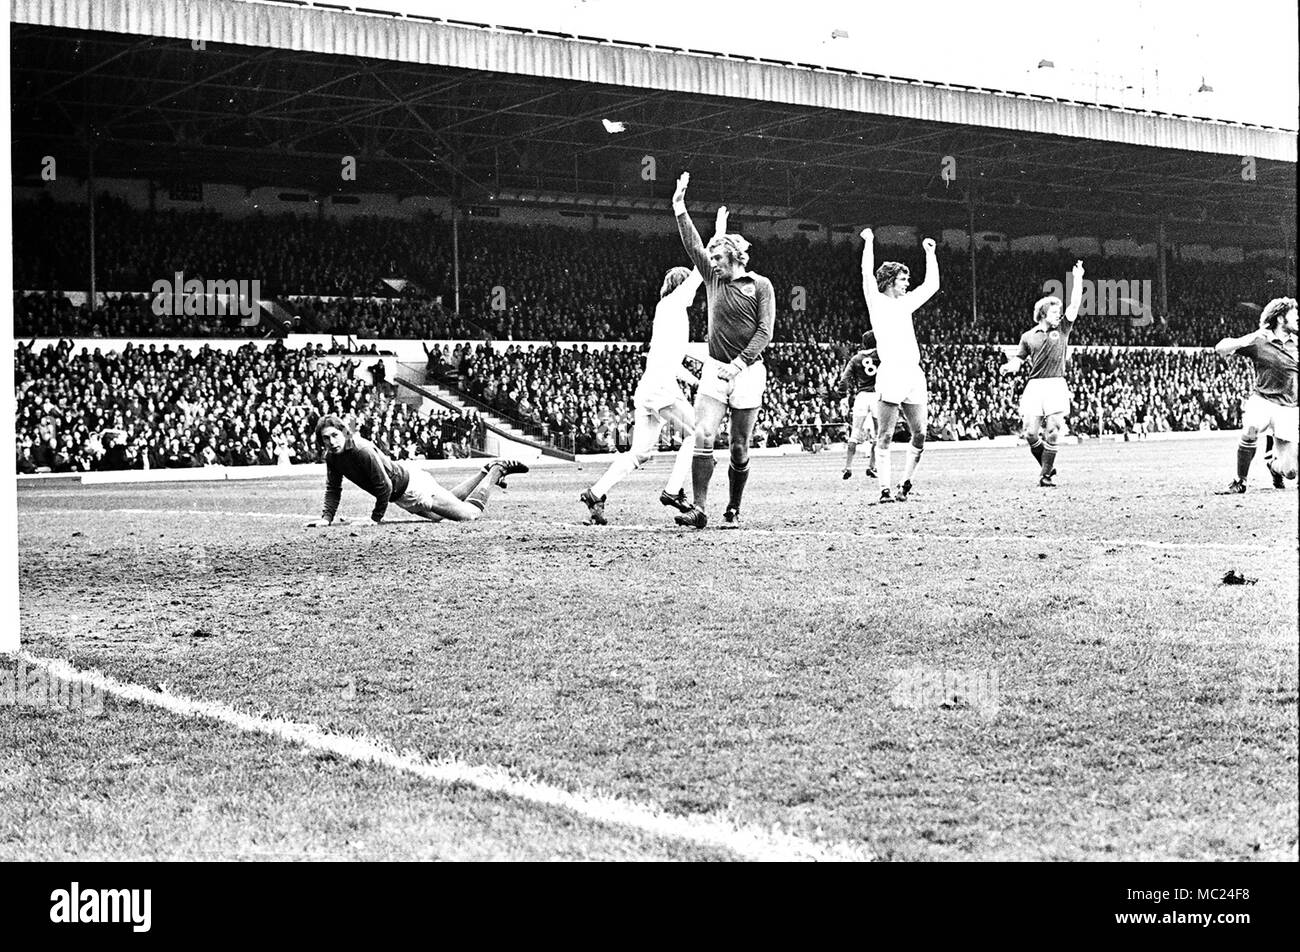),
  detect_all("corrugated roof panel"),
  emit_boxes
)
[12,0,1296,161]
